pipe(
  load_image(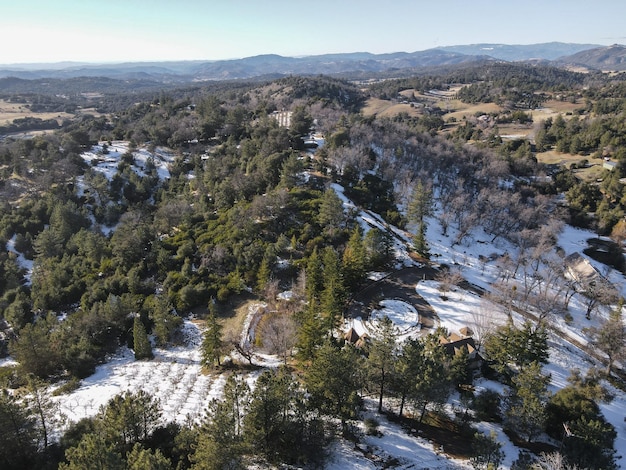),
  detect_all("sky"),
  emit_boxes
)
[1,0,625,65]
